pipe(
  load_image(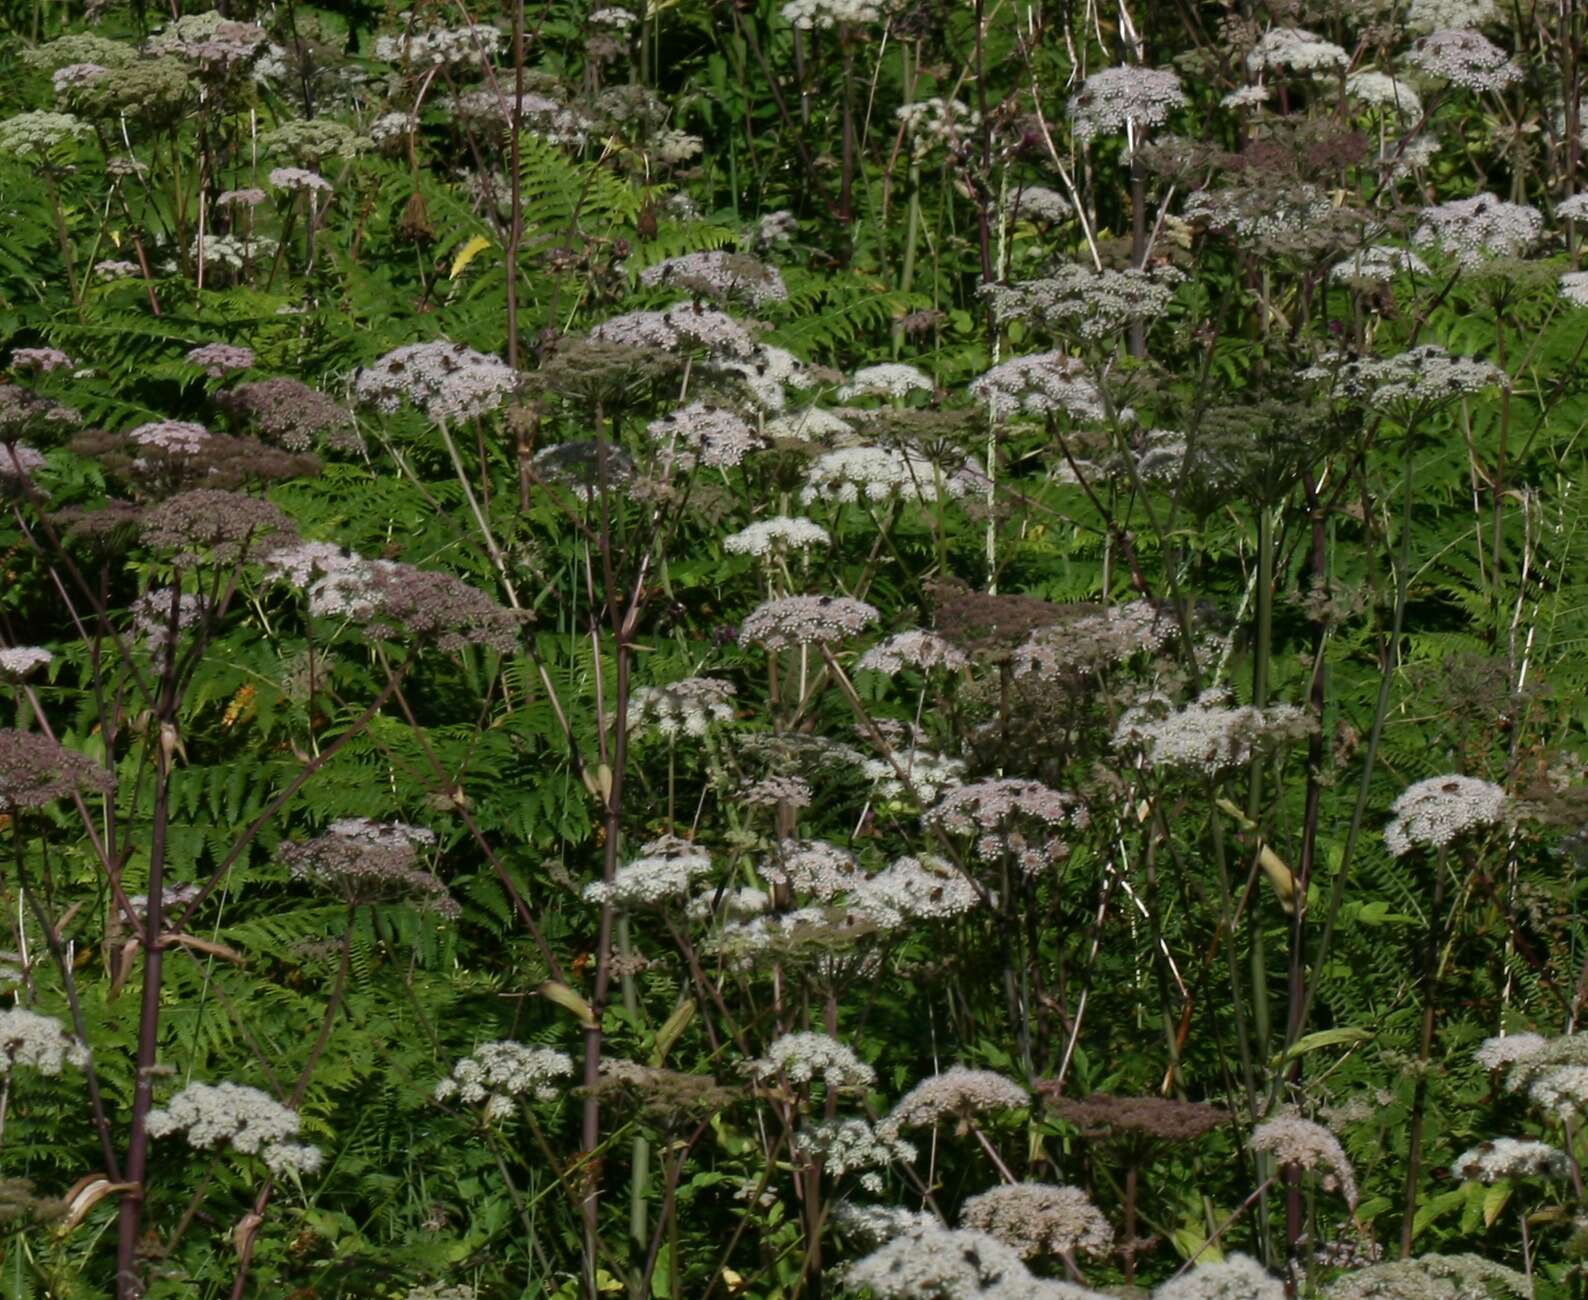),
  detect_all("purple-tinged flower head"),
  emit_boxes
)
[132,588,209,656]
[1112,688,1314,773]
[647,401,764,470]
[354,340,518,422]
[1011,602,1175,679]
[0,385,80,441]
[1068,66,1186,144]
[0,443,46,490]
[738,594,879,650]
[590,305,760,358]
[216,187,267,208]
[148,12,269,73]
[959,1183,1113,1259]
[268,166,332,195]
[0,647,53,681]
[278,818,458,917]
[10,348,74,374]
[926,777,1088,874]
[1414,193,1541,265]
[52,63,109,95]
[970,351,1106,422]
[639,251,788,307]
[858,630,970,675]
[140,488,296,563]
[356,561,523,653]
[185,342,255,378]
[0,729,113,809]
[218,377,359,452]
[129,420,211,454]
[1407,29,1521,91]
